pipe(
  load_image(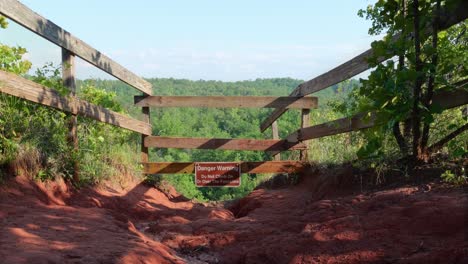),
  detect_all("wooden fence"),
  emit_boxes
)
[0,0,467,178]
[0,0,153,181]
